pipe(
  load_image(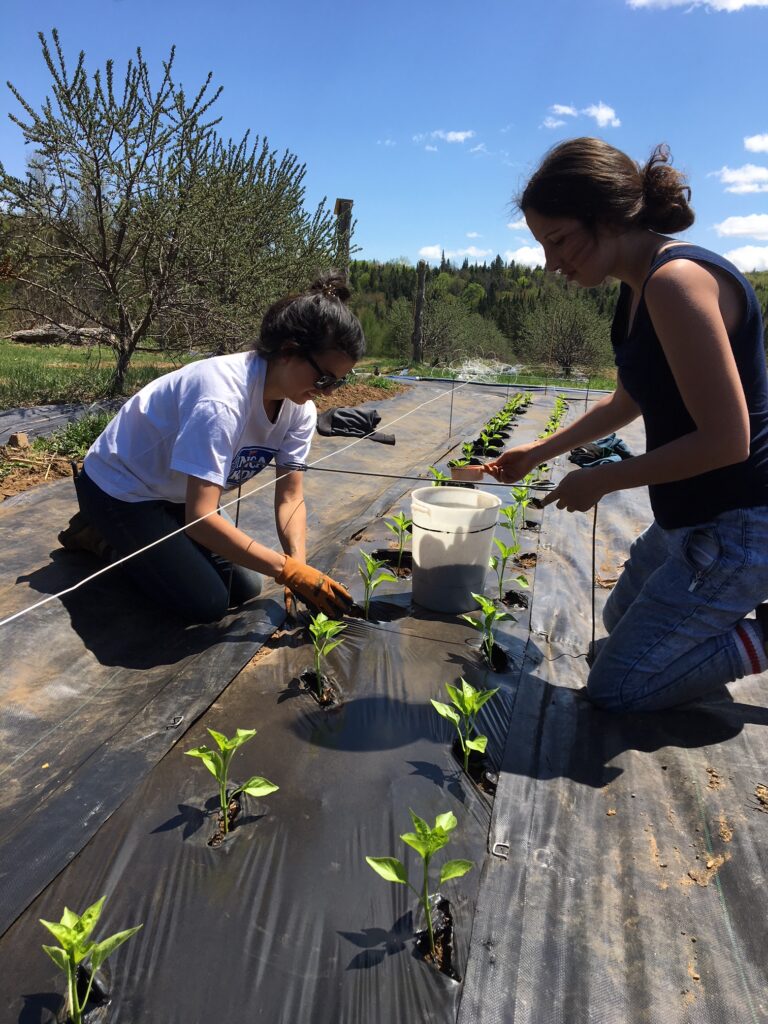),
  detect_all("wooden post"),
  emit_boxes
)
[412,259,426,365]
[334,198,353,277]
